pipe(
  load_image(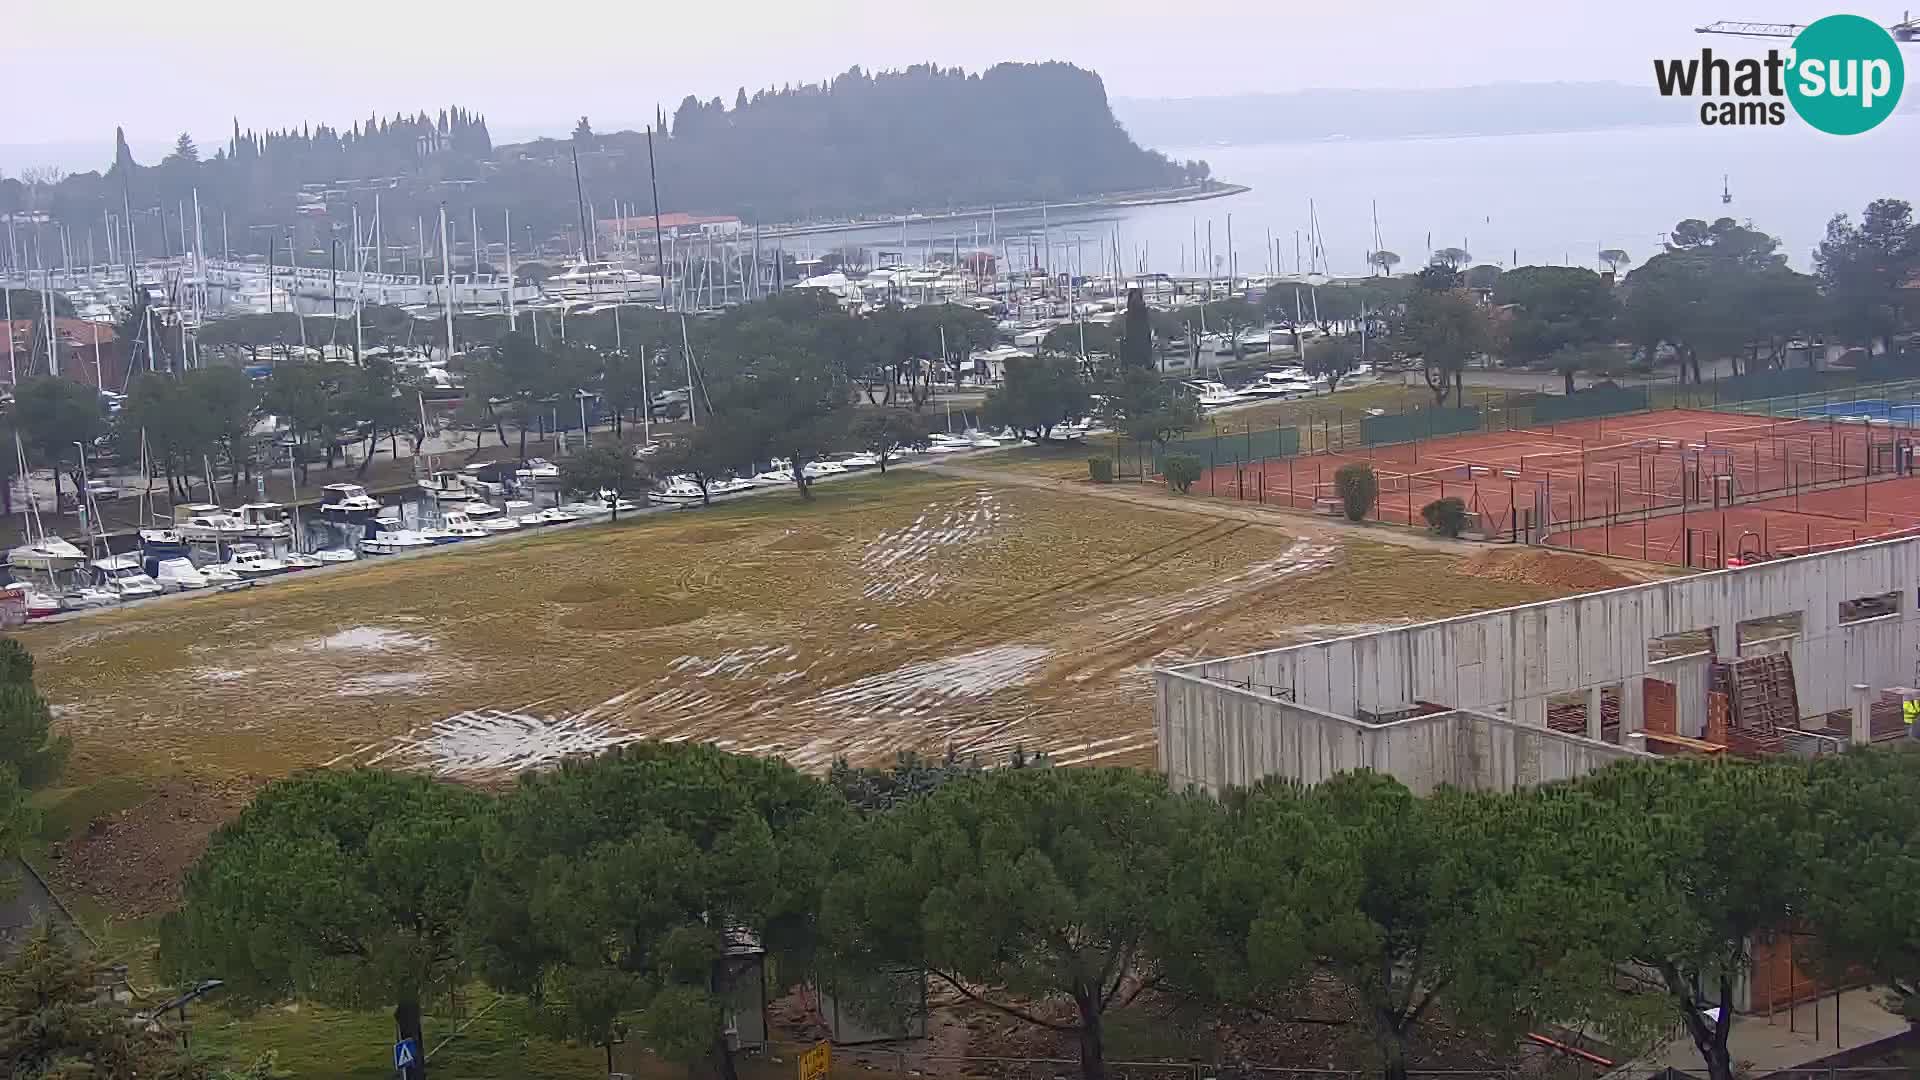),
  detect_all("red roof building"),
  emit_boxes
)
[1,319,129,391]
